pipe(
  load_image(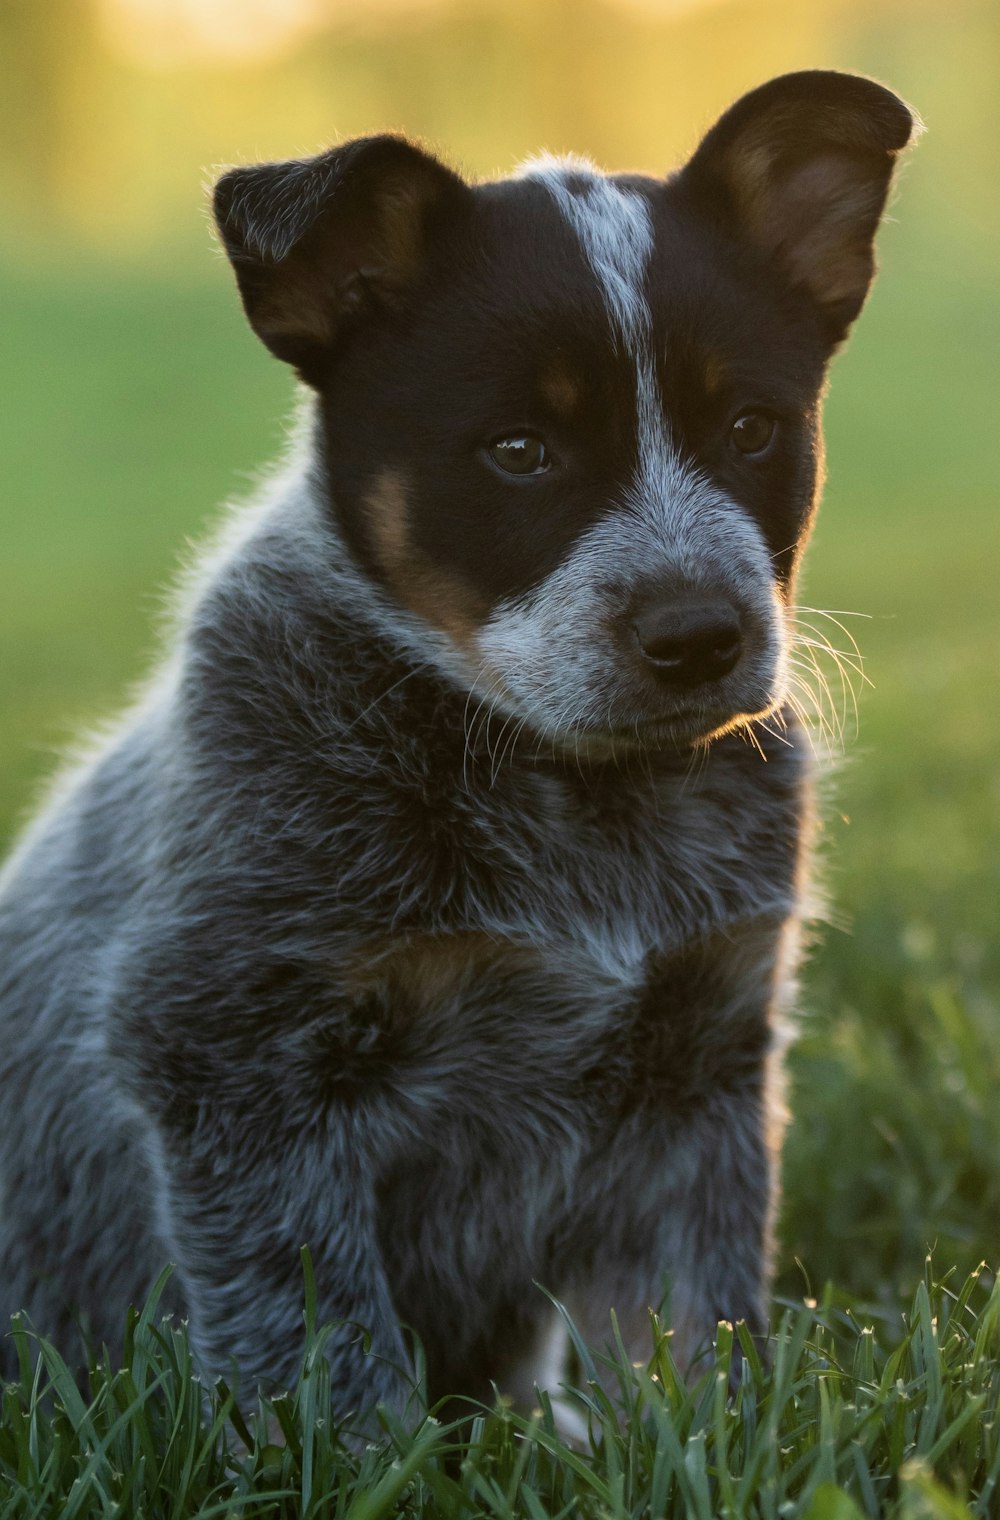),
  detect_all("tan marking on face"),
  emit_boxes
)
[702,352,728,397]
[540,364,581,416]
[365,468,487,652]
